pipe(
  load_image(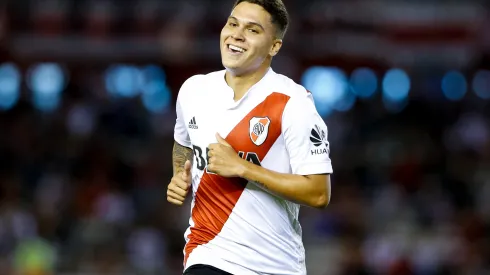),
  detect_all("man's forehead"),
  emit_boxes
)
[230,3,271,26]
